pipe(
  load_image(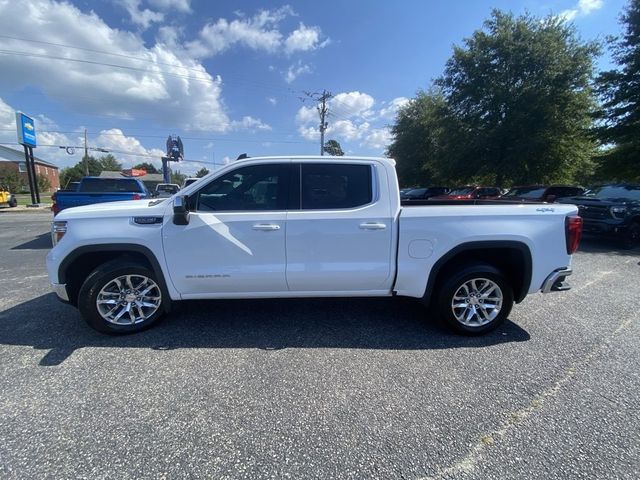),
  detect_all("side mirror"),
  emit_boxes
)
[545,194,556,203]
[173,195,190,225]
